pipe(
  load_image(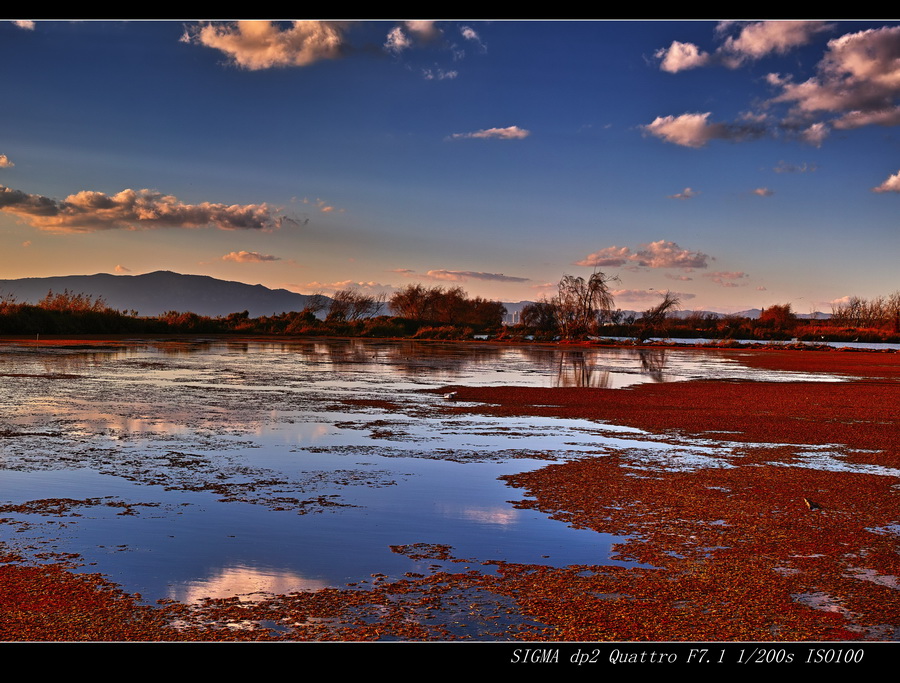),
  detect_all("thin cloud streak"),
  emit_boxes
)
[222,251,281,263]
[449,126,531,140]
